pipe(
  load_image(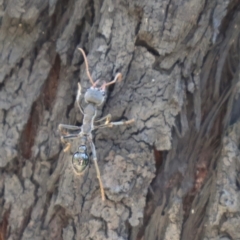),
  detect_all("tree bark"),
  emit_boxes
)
[1,0,240,240]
